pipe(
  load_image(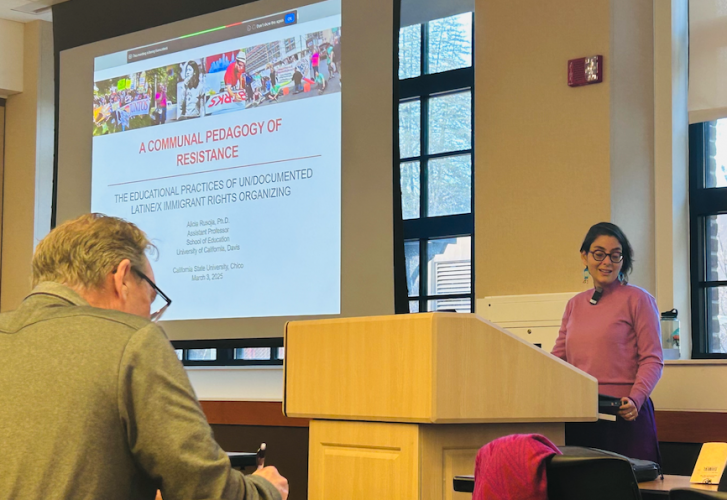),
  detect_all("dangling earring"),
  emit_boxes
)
[618,271,624,283]
[583,267,590,284]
